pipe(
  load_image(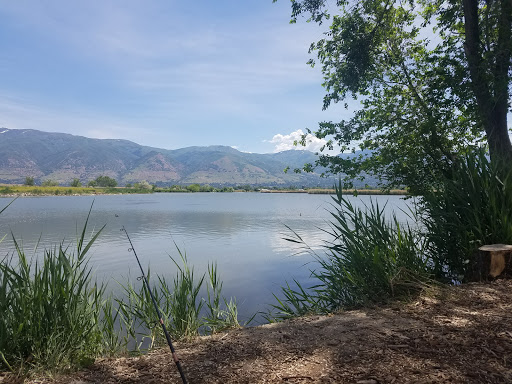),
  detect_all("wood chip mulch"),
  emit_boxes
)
[3,279,512,383]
